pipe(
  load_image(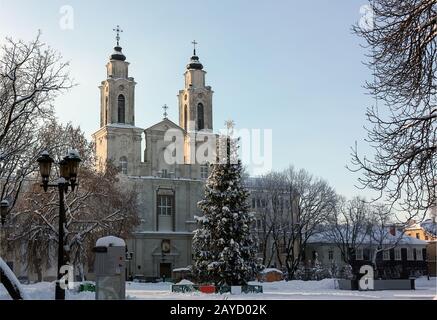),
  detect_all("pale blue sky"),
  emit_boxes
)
[0,0,376,199]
